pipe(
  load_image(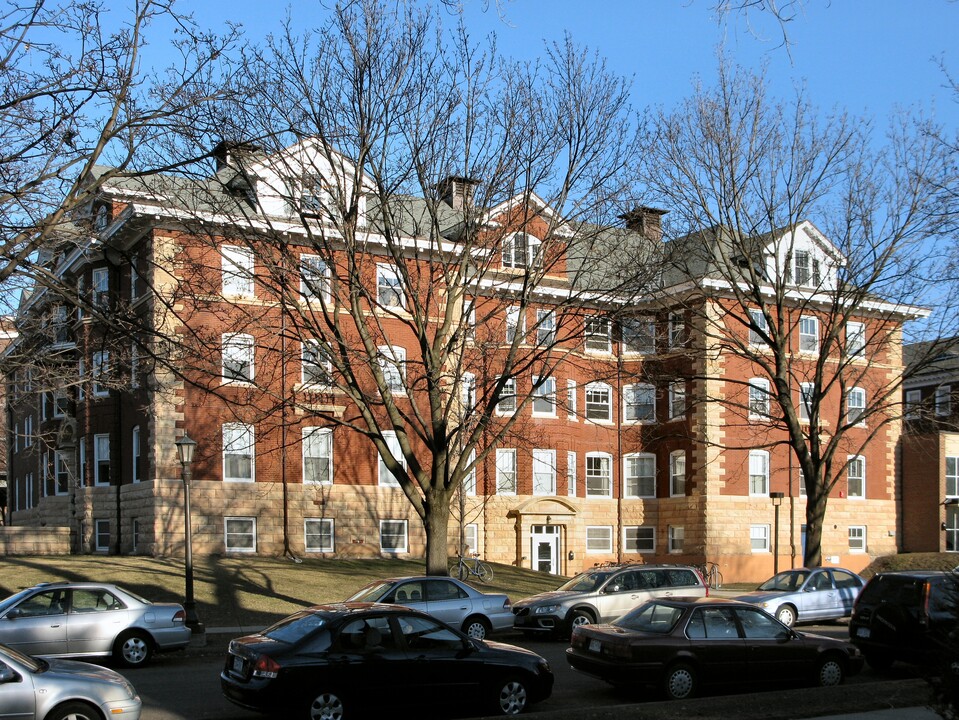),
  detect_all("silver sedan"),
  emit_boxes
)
[344,576,514,639]
[0,643,141,720]
[0,582,191,667]
[732,567,866,627]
